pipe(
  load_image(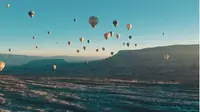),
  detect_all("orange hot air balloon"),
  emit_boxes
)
[0,61,5,72]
